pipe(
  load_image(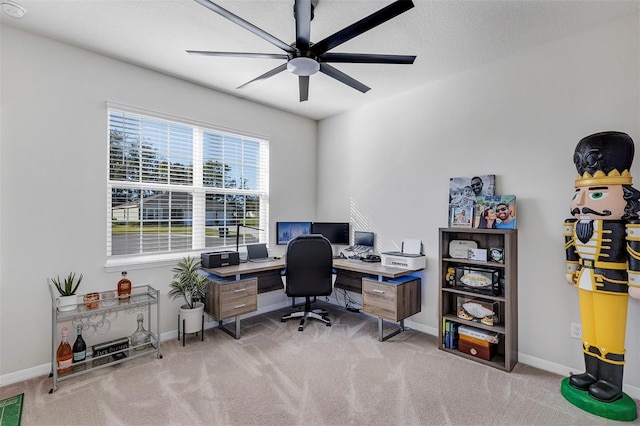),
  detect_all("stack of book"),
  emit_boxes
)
[442,320,458,349]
